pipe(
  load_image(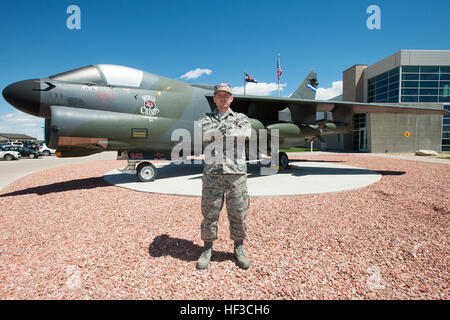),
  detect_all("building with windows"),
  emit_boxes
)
[322,50,449,152]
